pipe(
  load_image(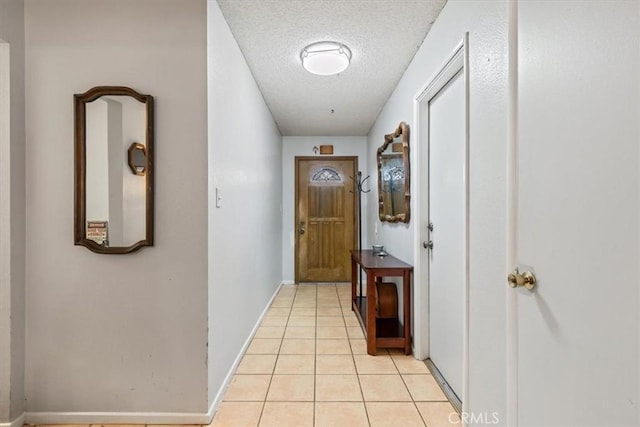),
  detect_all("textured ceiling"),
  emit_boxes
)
[216,0,447,136]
